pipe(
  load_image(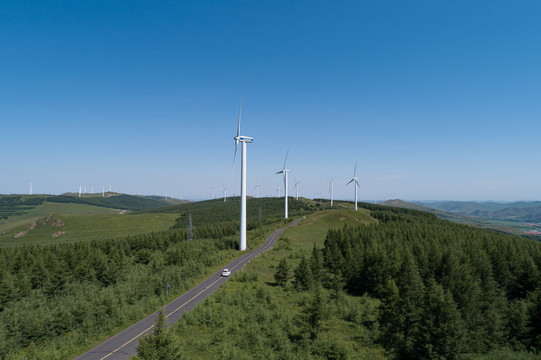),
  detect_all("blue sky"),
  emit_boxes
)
[1,1,540,201]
